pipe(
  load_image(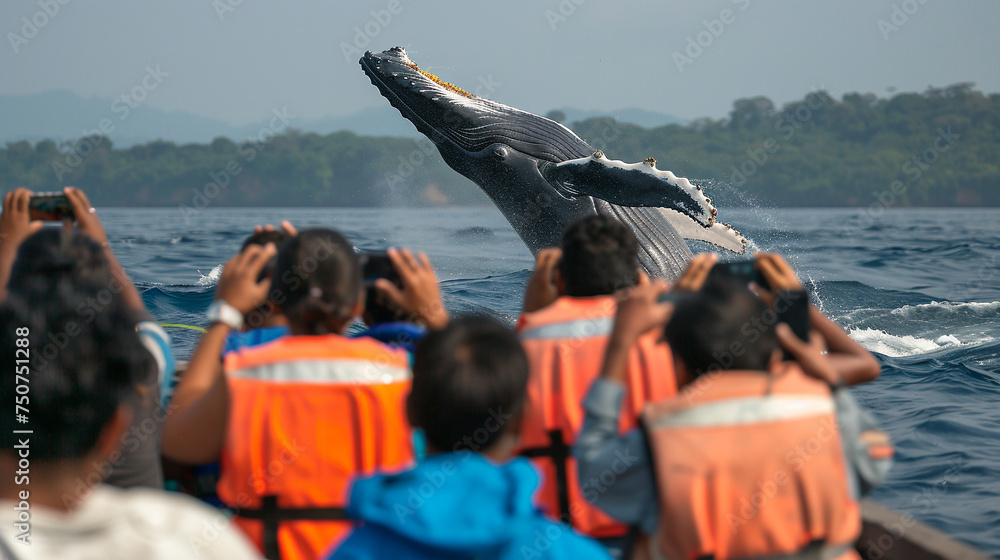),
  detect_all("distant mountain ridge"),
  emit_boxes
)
[0,90,686,147]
